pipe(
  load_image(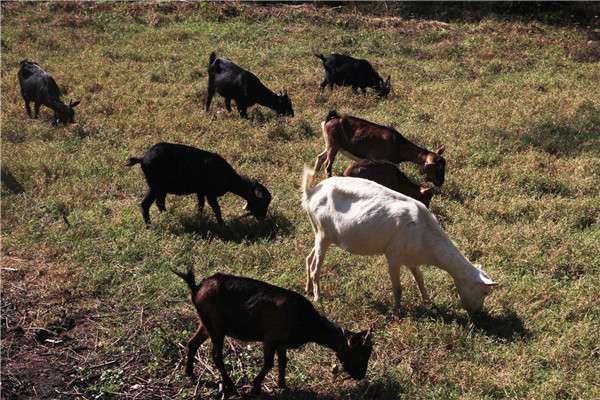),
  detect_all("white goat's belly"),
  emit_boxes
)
[331,223,396,255]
